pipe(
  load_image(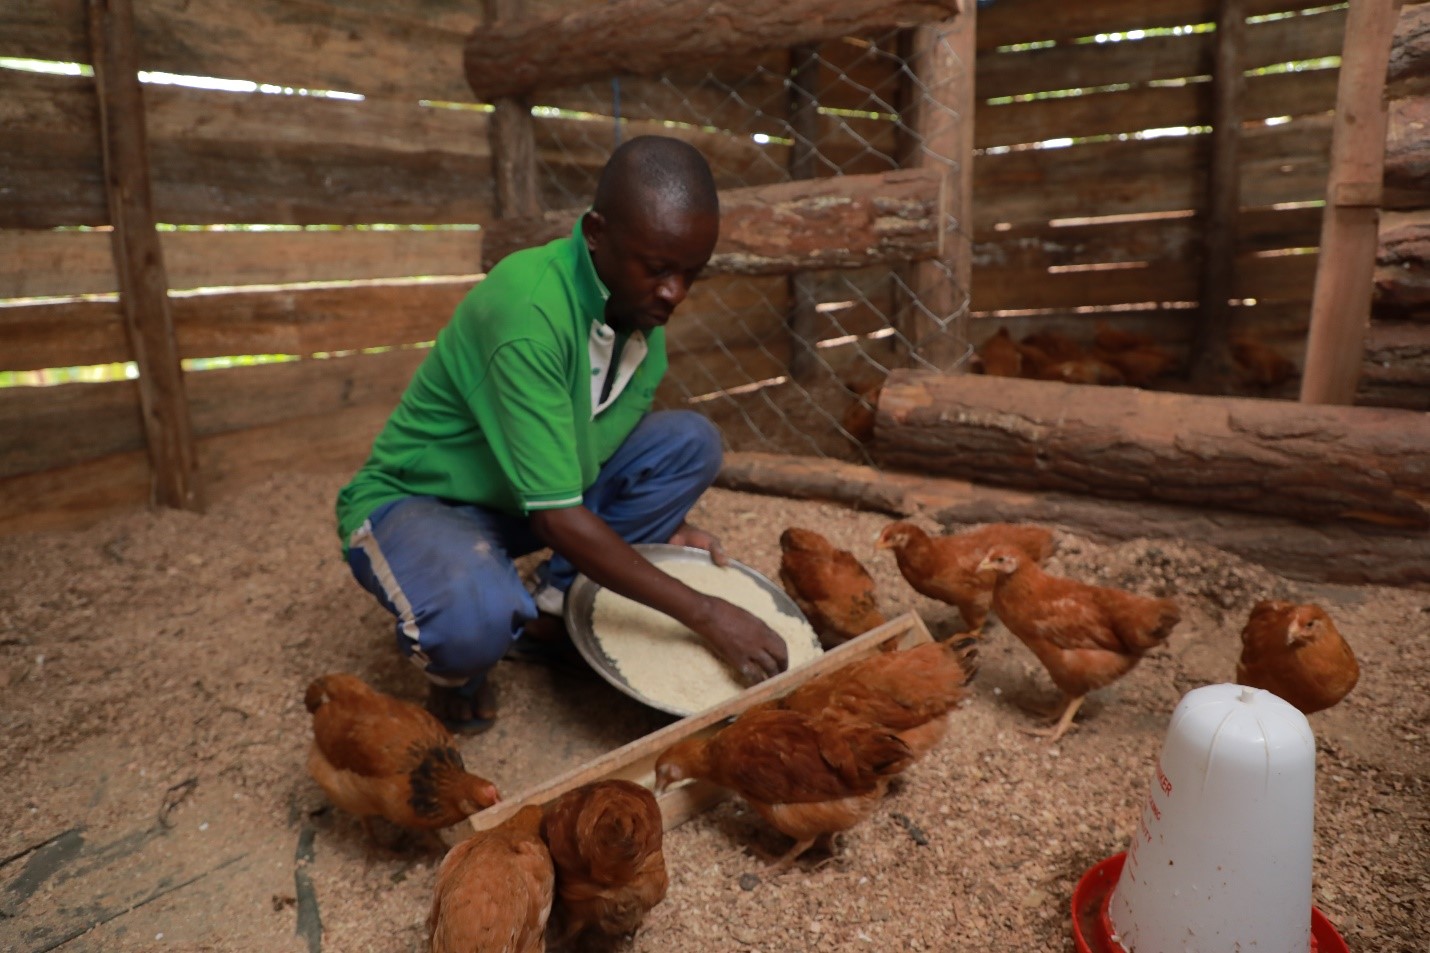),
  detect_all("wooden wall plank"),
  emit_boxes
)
[974,116,1331,227]
[0,230,484,299]
[0,347,422,480]
[1,0,475,101]
[977,67,1338,149]
[976,0,1329,52]
[0,400,394,535]
[973,249,1316,311]
[977,6,1345,99]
